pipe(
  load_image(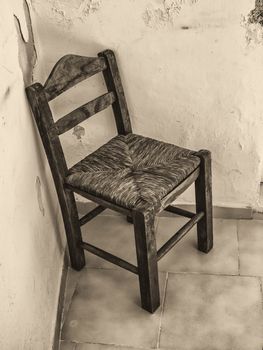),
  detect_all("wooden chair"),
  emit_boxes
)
[26,49,213,313]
